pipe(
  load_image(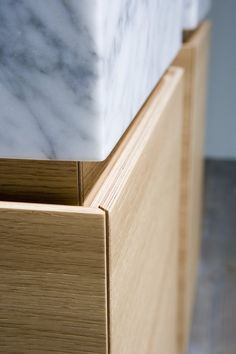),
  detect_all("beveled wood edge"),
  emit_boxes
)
[0,200,103,214]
